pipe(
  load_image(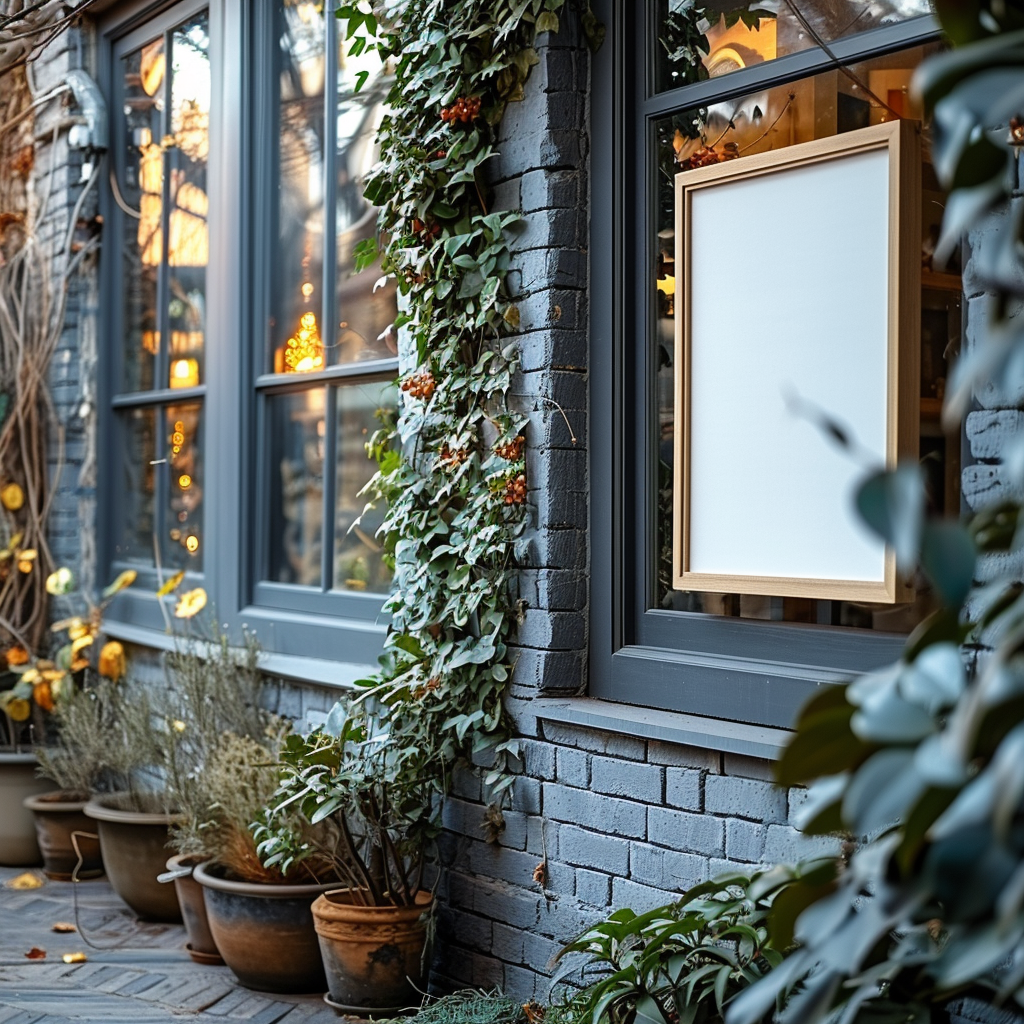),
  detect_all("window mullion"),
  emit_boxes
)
[322,8,339,365]
[322,383,339,592]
